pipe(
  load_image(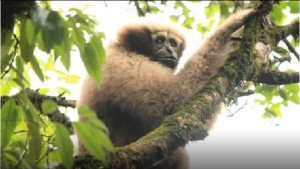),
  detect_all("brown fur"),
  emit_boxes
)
[77,9,254,169]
